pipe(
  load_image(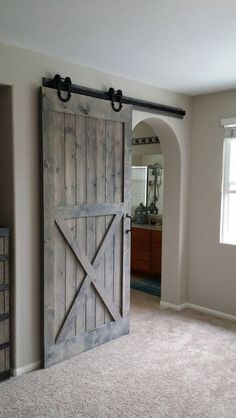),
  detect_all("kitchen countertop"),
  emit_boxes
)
[132,223,162,231]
